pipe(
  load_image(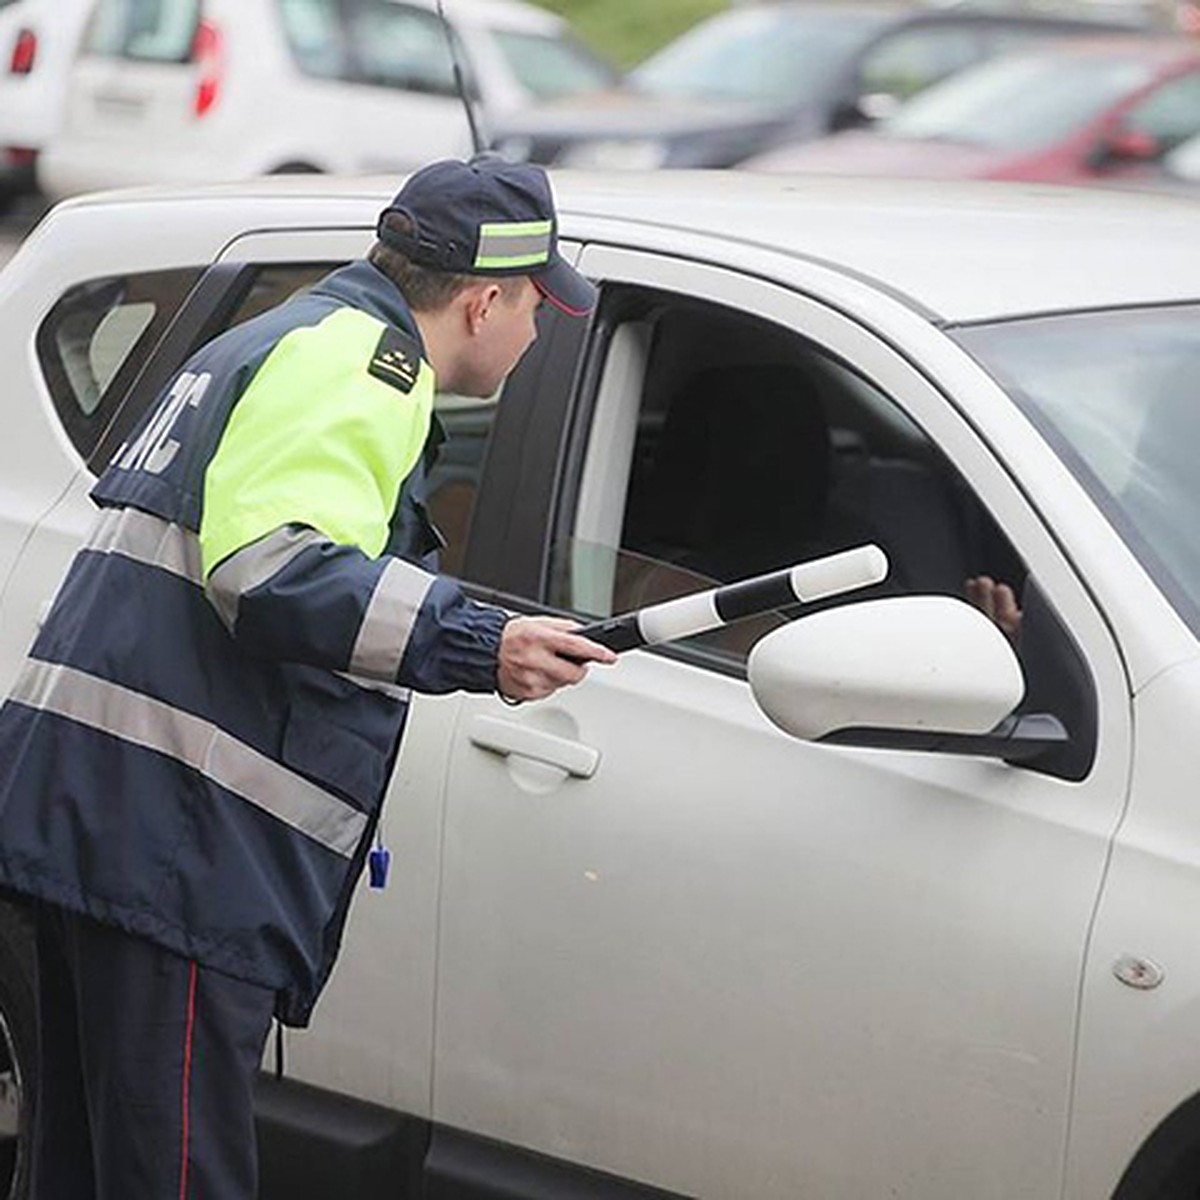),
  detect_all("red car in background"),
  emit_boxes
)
[741,37,1200,185]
